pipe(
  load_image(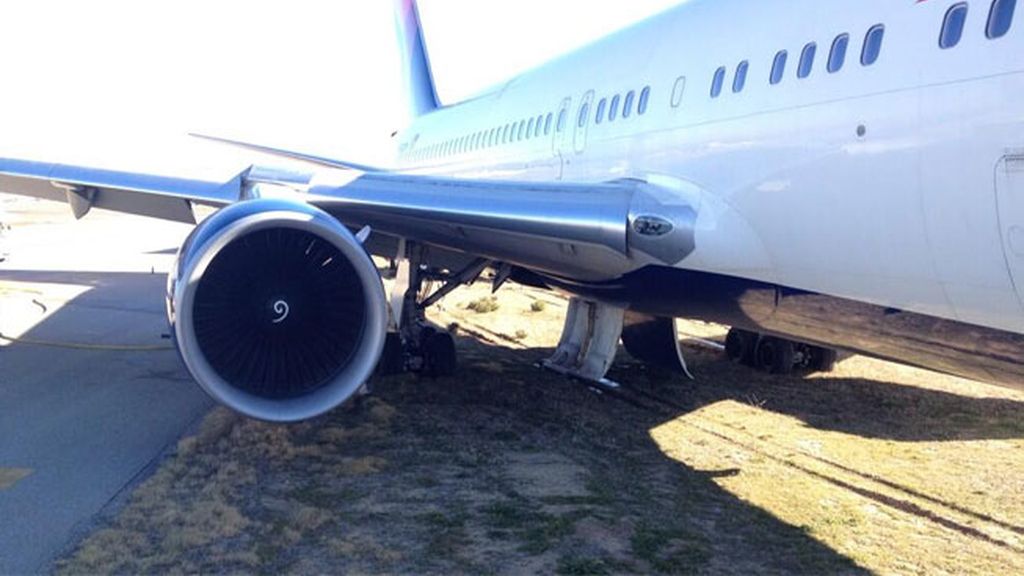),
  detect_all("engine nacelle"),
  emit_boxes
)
[167,199,388,422]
